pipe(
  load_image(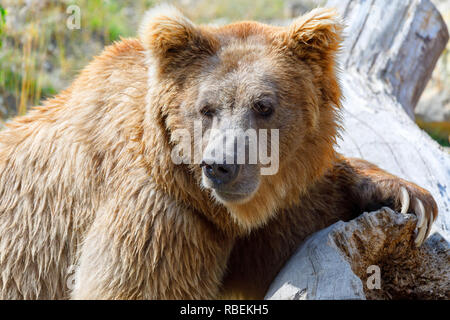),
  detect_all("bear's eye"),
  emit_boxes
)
[253,101,273,118]
[200,105,214,118]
